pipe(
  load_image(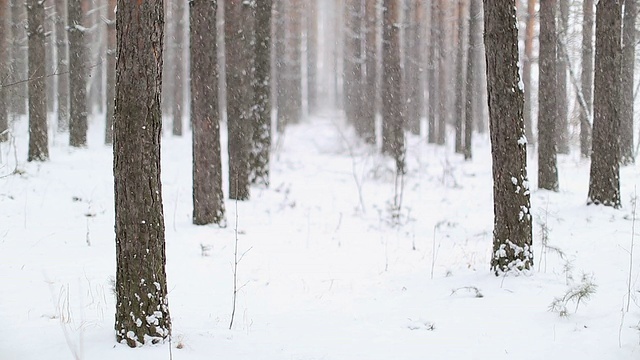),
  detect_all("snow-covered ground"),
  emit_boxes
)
[1,110,639,359]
